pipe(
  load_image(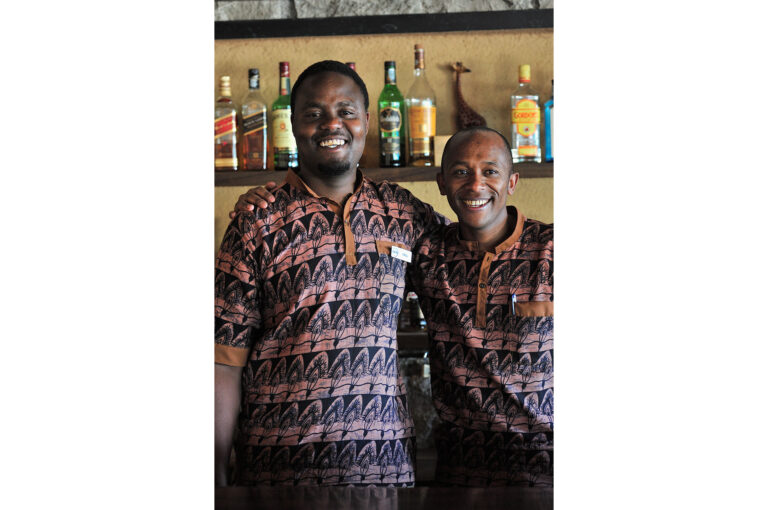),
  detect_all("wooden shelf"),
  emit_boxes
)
[215,162,552,187]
